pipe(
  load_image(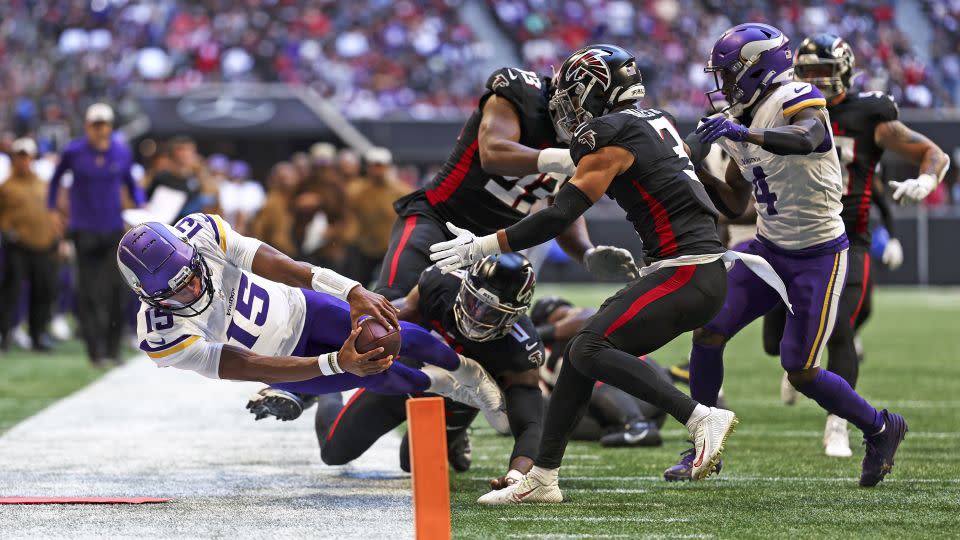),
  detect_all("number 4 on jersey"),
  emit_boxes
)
[751,166,779,215]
